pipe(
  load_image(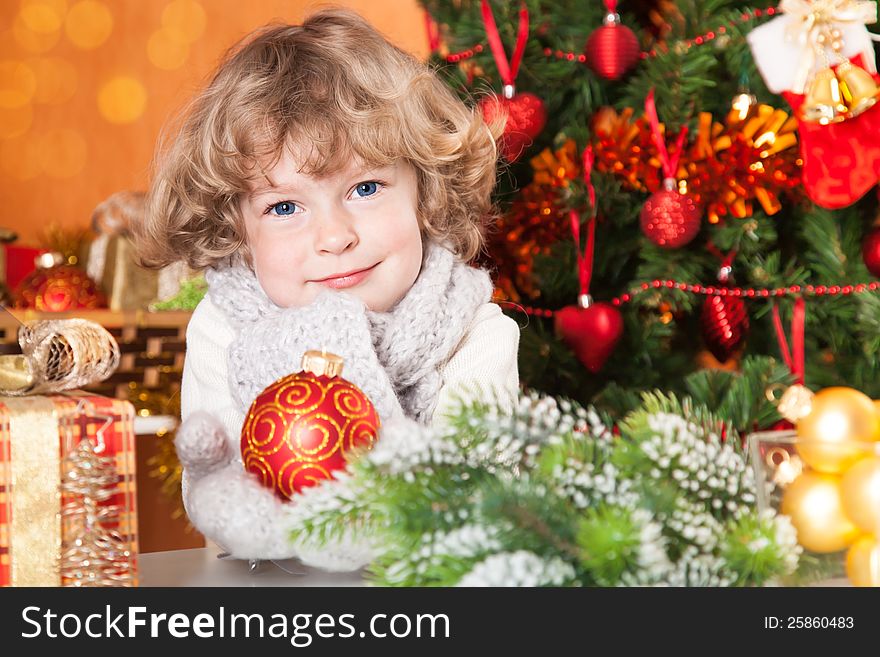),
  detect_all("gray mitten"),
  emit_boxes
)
[174,410,375,569]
